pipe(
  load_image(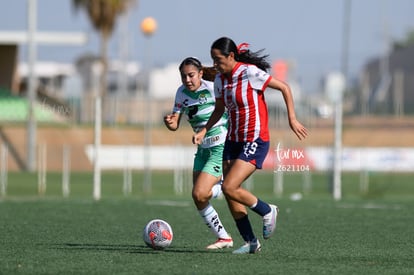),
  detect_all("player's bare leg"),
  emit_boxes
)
[192,171,233,249]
